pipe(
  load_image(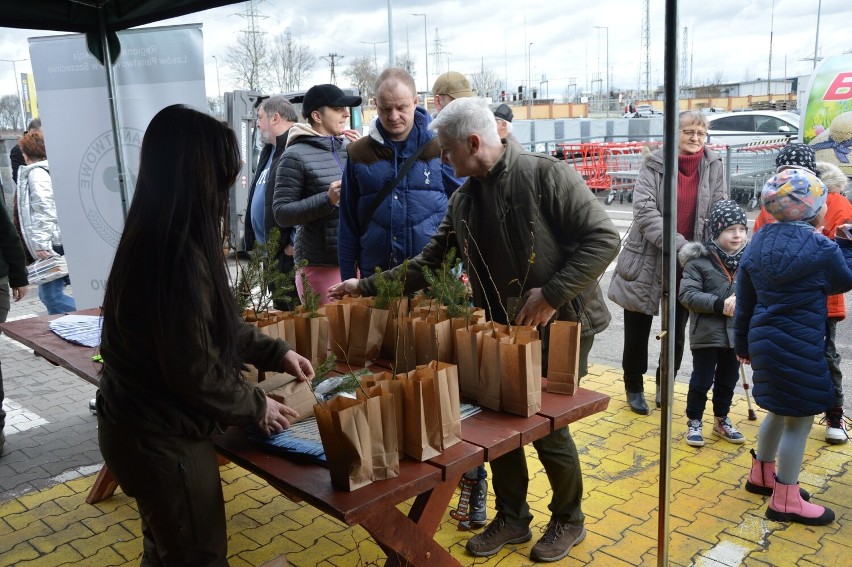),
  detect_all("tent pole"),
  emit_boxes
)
[657,0,679,565]
[98,8,130,220]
